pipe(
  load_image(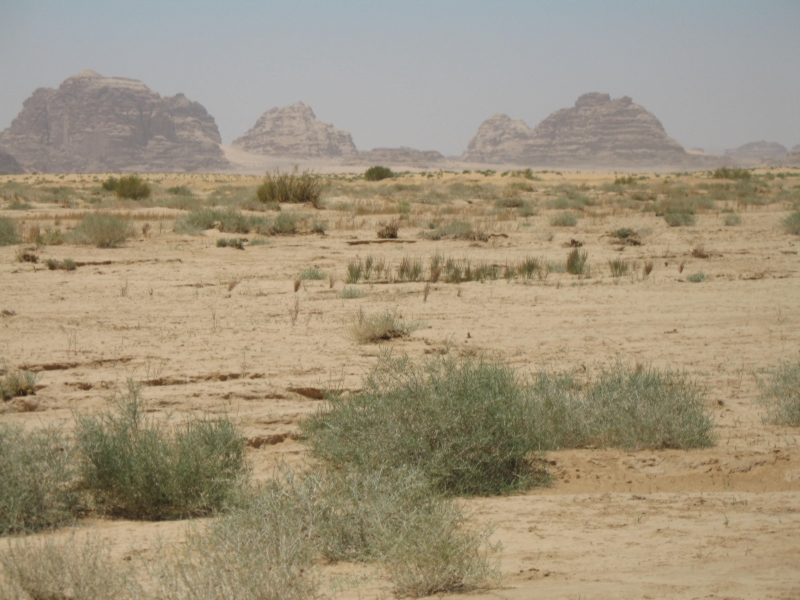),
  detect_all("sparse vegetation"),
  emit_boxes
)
[216,237,246,249]
[75,380,248,520]
[349,308,422,343]
[551,212,578,227]
[724,213,742,226]
[712,167,751,181]
[0,424,80,535]
[339,286,365,299]
[68,213,133,247]
[686,272,706,283]
[757,361,800,426]
[256,167,327,208]
[299,267,326,280]
[663,208,696,227]
[377,219,399,239]
[0,216,19,246]
[424,220,489,242]
[566,248,588,275]
[782,211,800,235]
[608,258,630,278]
[364,165,395,181]
[1,368,39,401]
[166,185,193,196]
[114,175,152,200]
